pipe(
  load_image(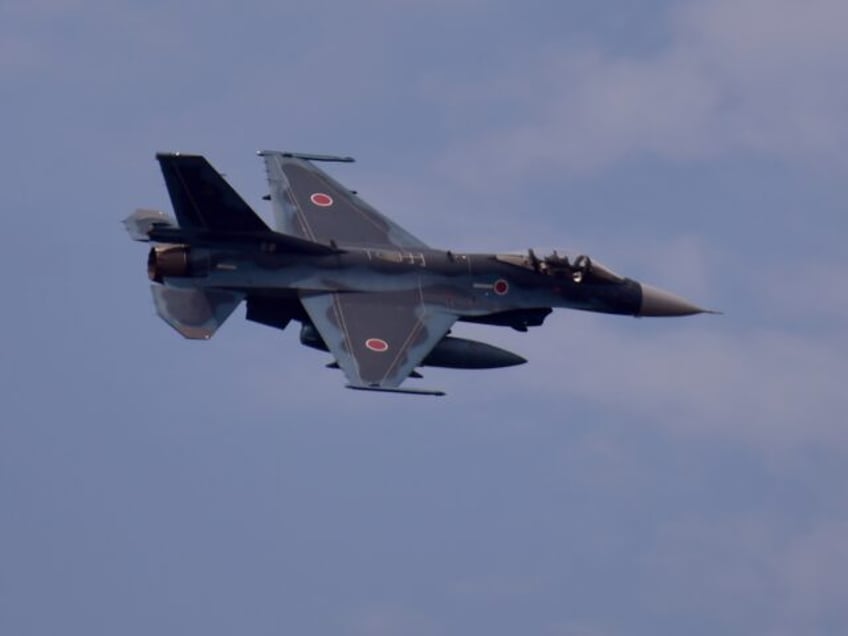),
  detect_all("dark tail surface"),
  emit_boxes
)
[156,153,269,233]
